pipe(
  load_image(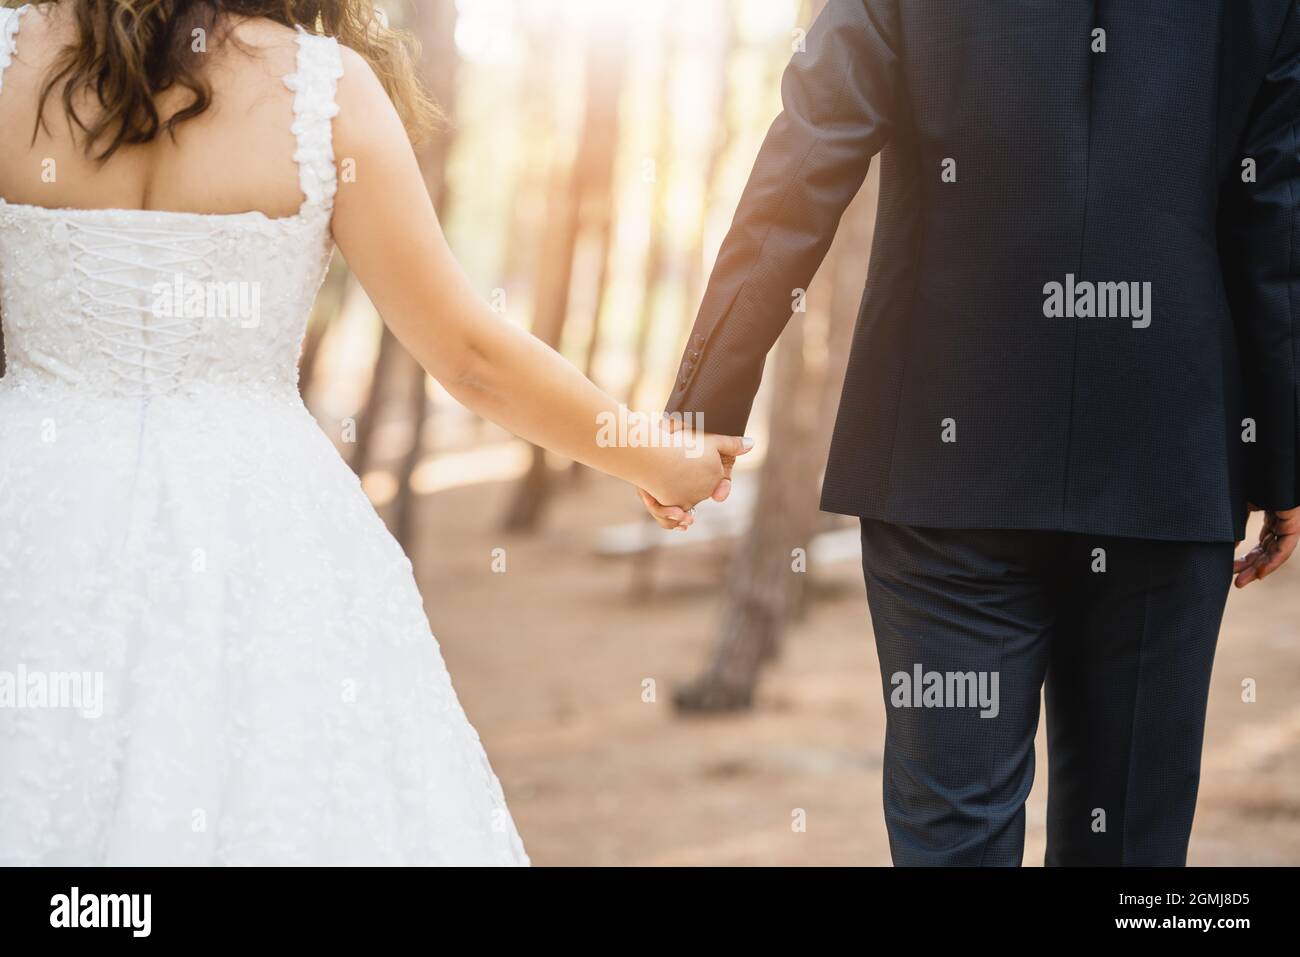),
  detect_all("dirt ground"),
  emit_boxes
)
[407,466,1300,867]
